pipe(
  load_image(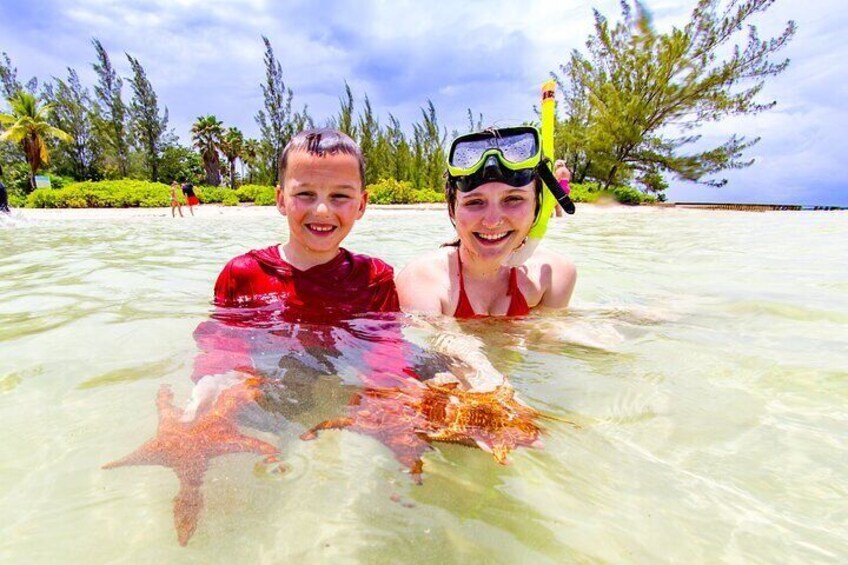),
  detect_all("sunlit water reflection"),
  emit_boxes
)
[1,206,846,562]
